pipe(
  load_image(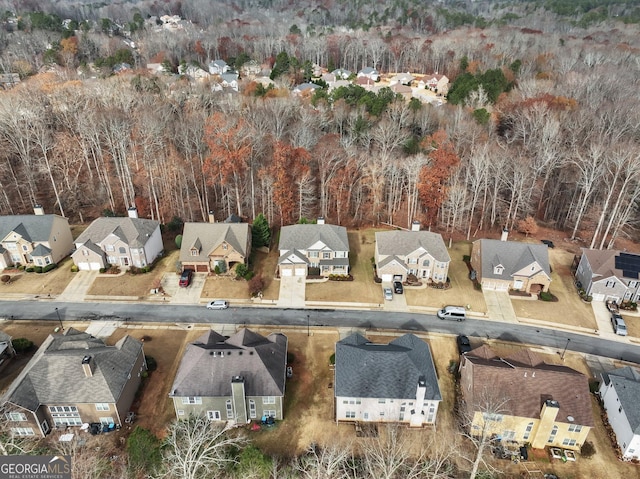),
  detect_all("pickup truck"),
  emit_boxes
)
[606,299,620,314]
